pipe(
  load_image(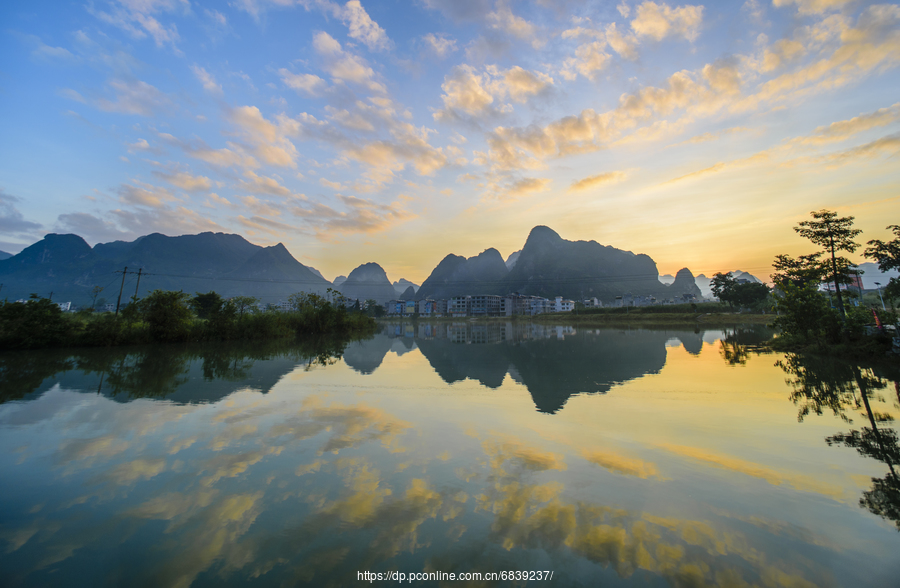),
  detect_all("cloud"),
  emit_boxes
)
[435,64,552,121]
[434,65,495,118]
[772,0,853,15]
[663,151,768,184]
[125,138,161,153]
[116,180,178,207]
[279,69,327,96]
[56,212,130,242]
[312,31,386,93]
[158,132,259,169]
[292,194,414,237]
[190,65,222,94]
[487,1,542,49]
[235,214,297,235]
[422,33,457,58]
[95,79,171,116]
[630,1,704,42]
[562,41,611,81]
[340,0,392,52]
[807,133,900,168]
[498,177,551,200]
[605,22,639,60]
[795,103,900,145]
[228,106,300,167]
[0,190,43,233]
[152,169,213,192]
[238,170,292,196]
[88,0,187,50]
[568,171,626,192]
